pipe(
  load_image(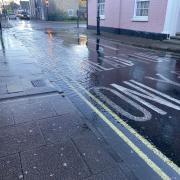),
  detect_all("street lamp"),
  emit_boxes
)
[97,0,100,35]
